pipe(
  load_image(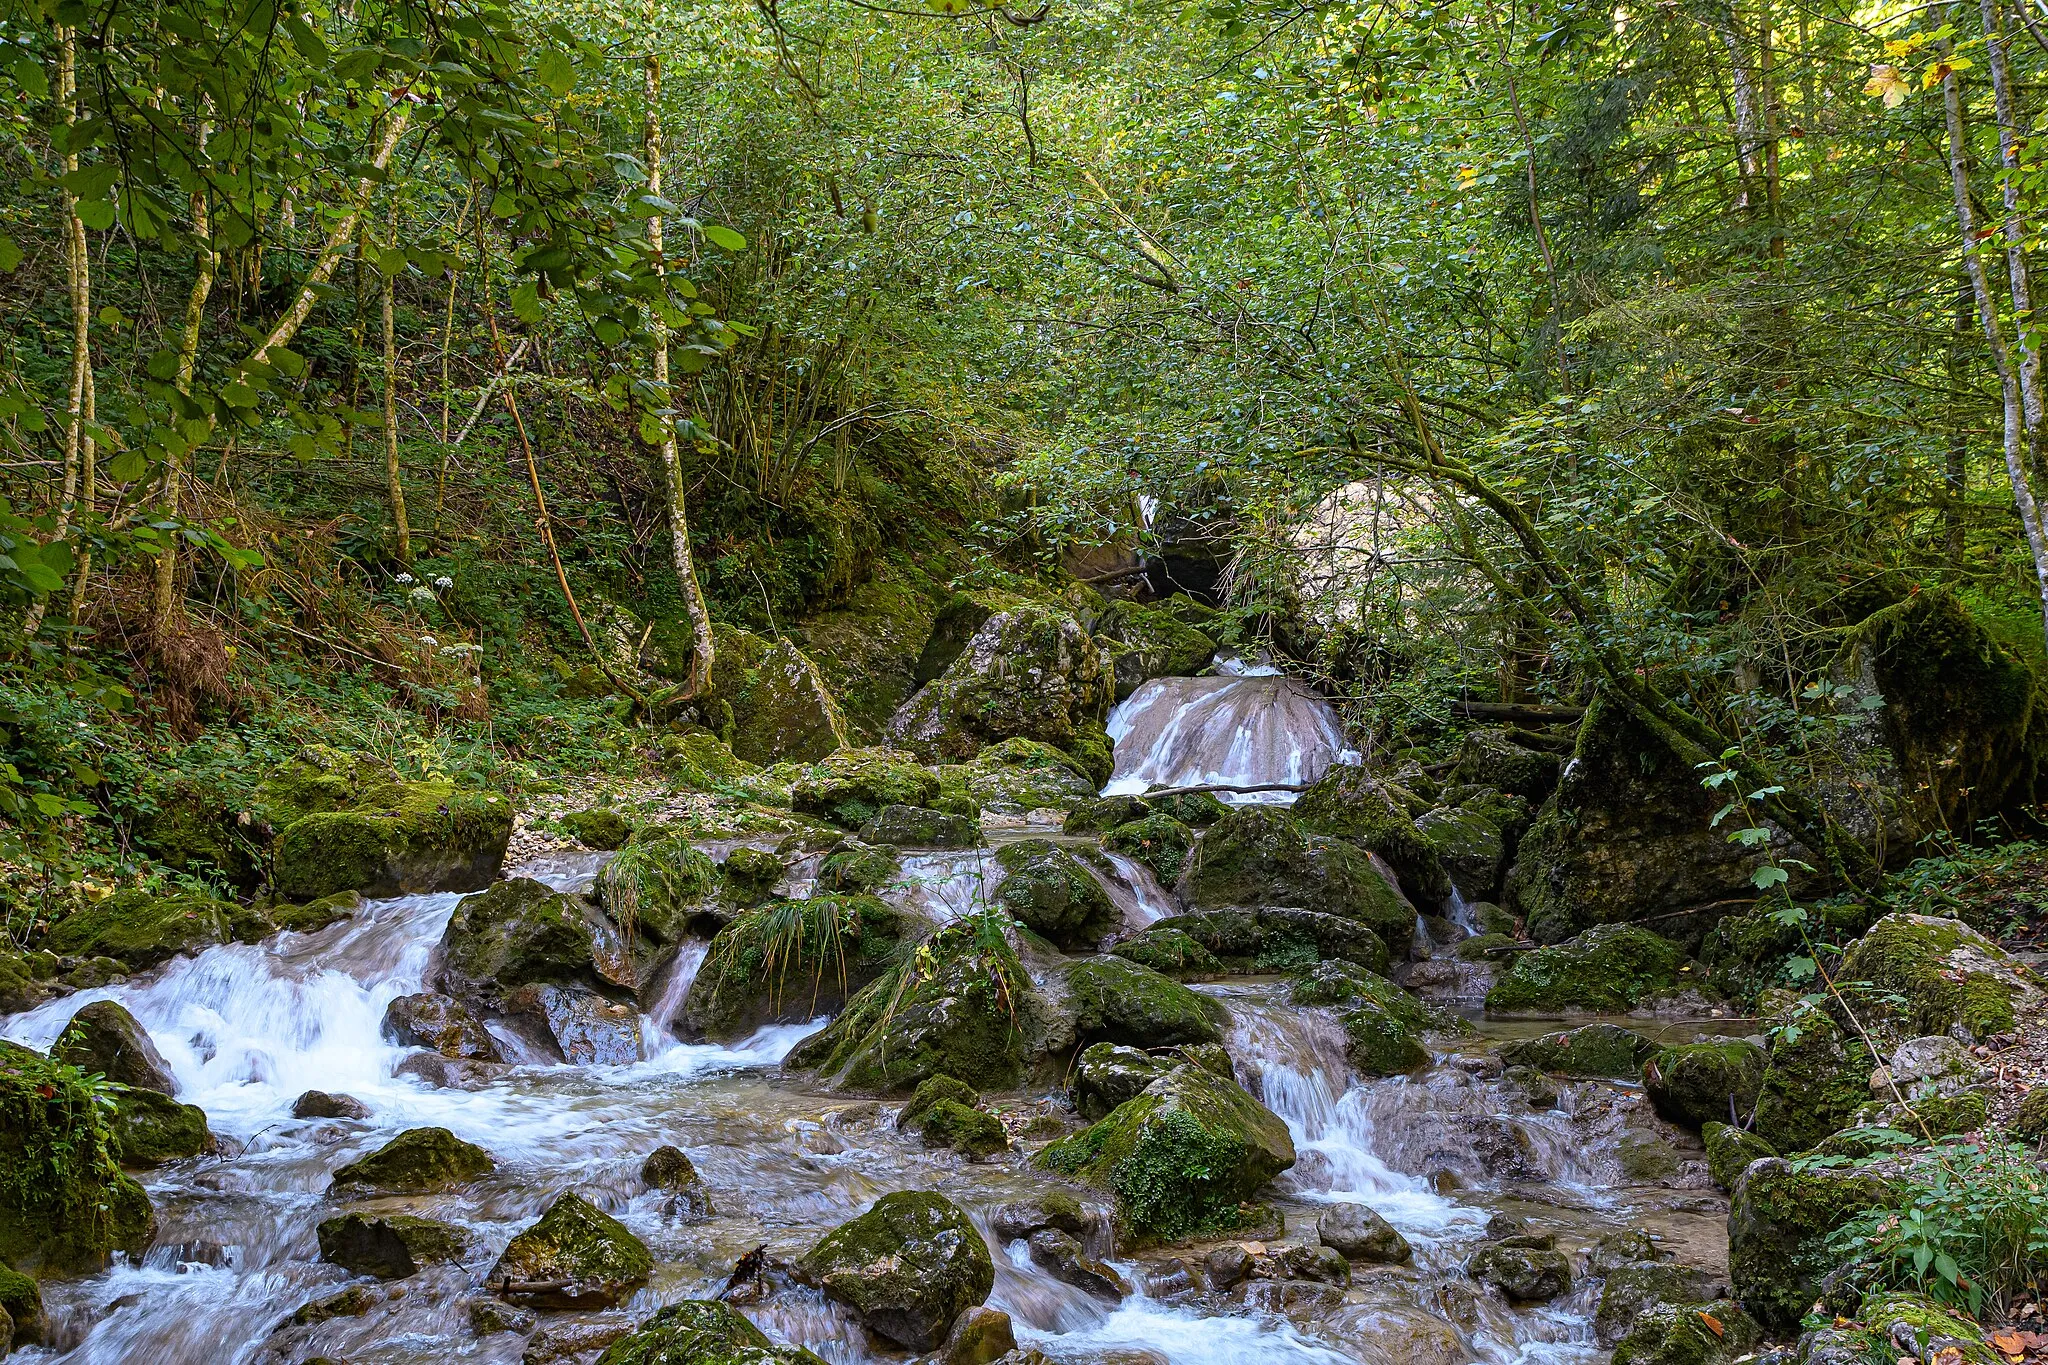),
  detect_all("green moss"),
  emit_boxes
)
[1062,954,1227,1048]
[562,807,631,850]
[1751,1002,1875,1153]
[316,1212,471,1279]
[1839,912,2033,1040]
[1148,791,1229,827]
[1113,907,1390,979]
[1484,923,1695,1014]
[993,839,1118,950]
[1454,932,1517,961]
[490,1192,652,1309]
[41,891,269,970]
[682,894,908,1040]
[1184,807,1417,949]
[724,639,850,766]
[437,877,599,1004]
[596,1299,828,1365]
[914,1099,1010,1158]
[1701,1121,1777,1190]
[1611,1301,1762,1365]
[791,747,940,829]
[948,737,1097,817]
[1095,598,1216,699]
[597,829,723,945]
[1110,927,1224,978]
[271,781,513,900]
[901,1073,979,1124]
[859,804,980,848]
[819,842,900,894]
[1644,1040,1768,1128]
[269,891,363,935]
[107,1089,211,1167]
[797,1190,996,1351]
[329,1126,494,1193]
[1294,766,1452,905]
[1499,1023,1656,1079]
[1065,796,1152,835]
[2012,1086,2048,1140]
[1103,815,1194,886]
[1727,1157,1892,1333]
[136,776,259,888]
[0,1045,154,1273]
[656,727,762,791]
[248,745,396,830]
[0,1264,42,1345]
[1291,963,1431,1075]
